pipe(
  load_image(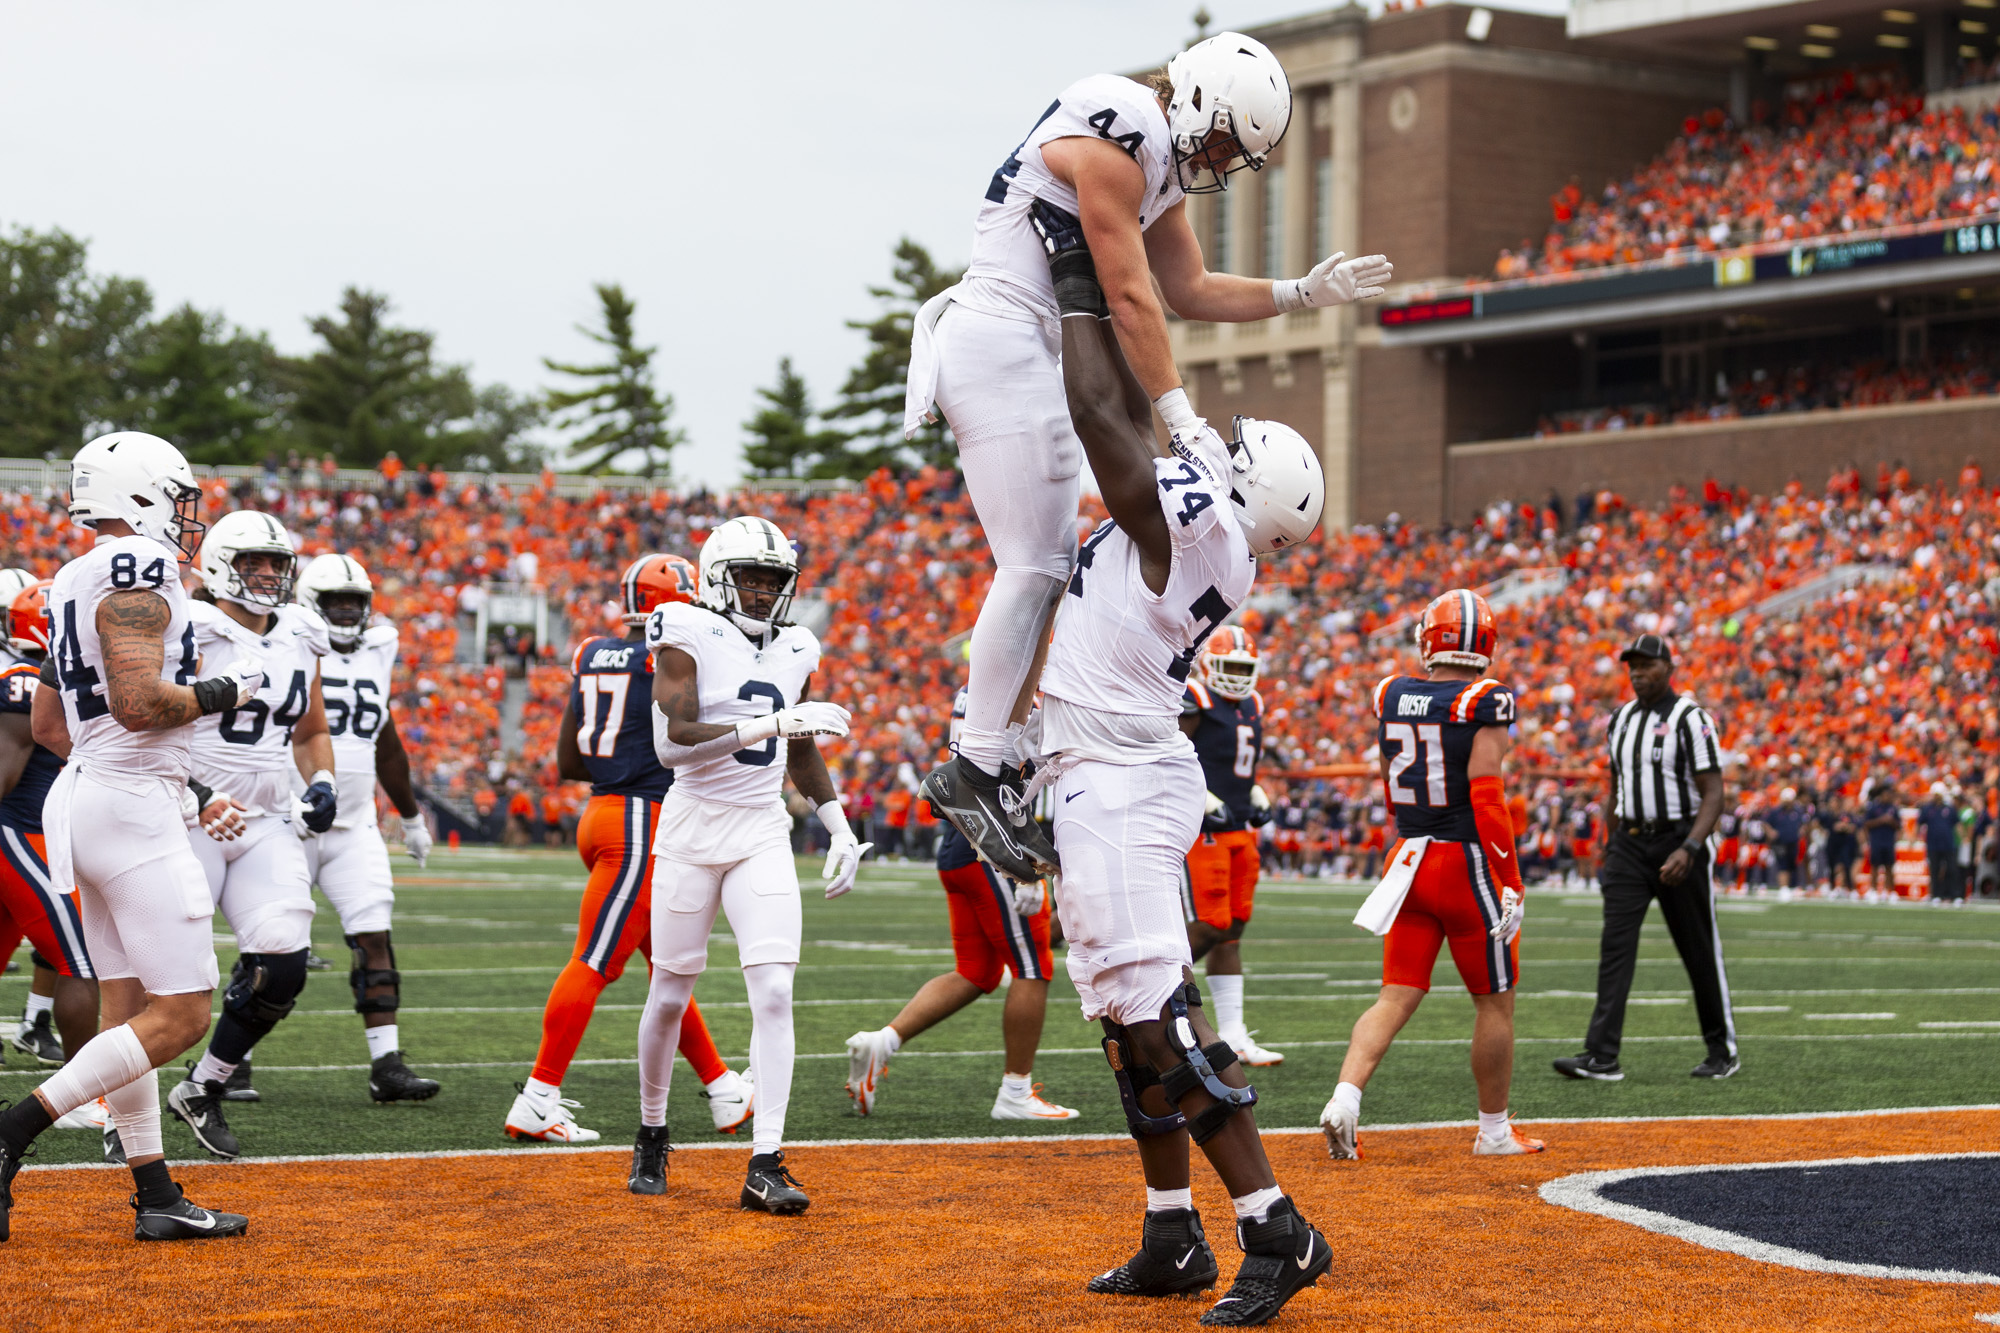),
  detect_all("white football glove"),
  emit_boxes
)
[816,799,872,899]
[1273,252,1394,312]
[219,660,268,709]
[201,793,248,842]
[1490,886,1524,945]
[404,817,433,868]
[1152,388,1214,461]
[1249,785,1271,813]
[1012,878,1045,918]
[1205,790,1227,819]
[737,701,852,746]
